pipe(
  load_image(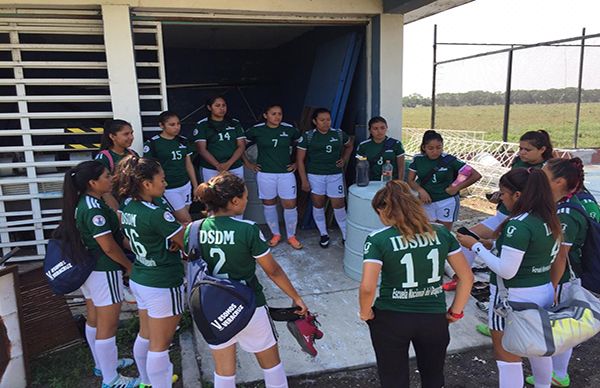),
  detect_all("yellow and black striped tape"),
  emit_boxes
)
[65,143,101,150]
[64,127,104,134]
